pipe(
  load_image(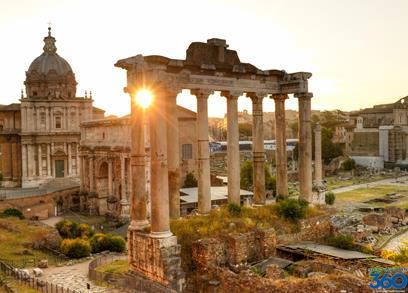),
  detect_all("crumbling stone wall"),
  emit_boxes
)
[277,215,333,244]
[192,228,276,267]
